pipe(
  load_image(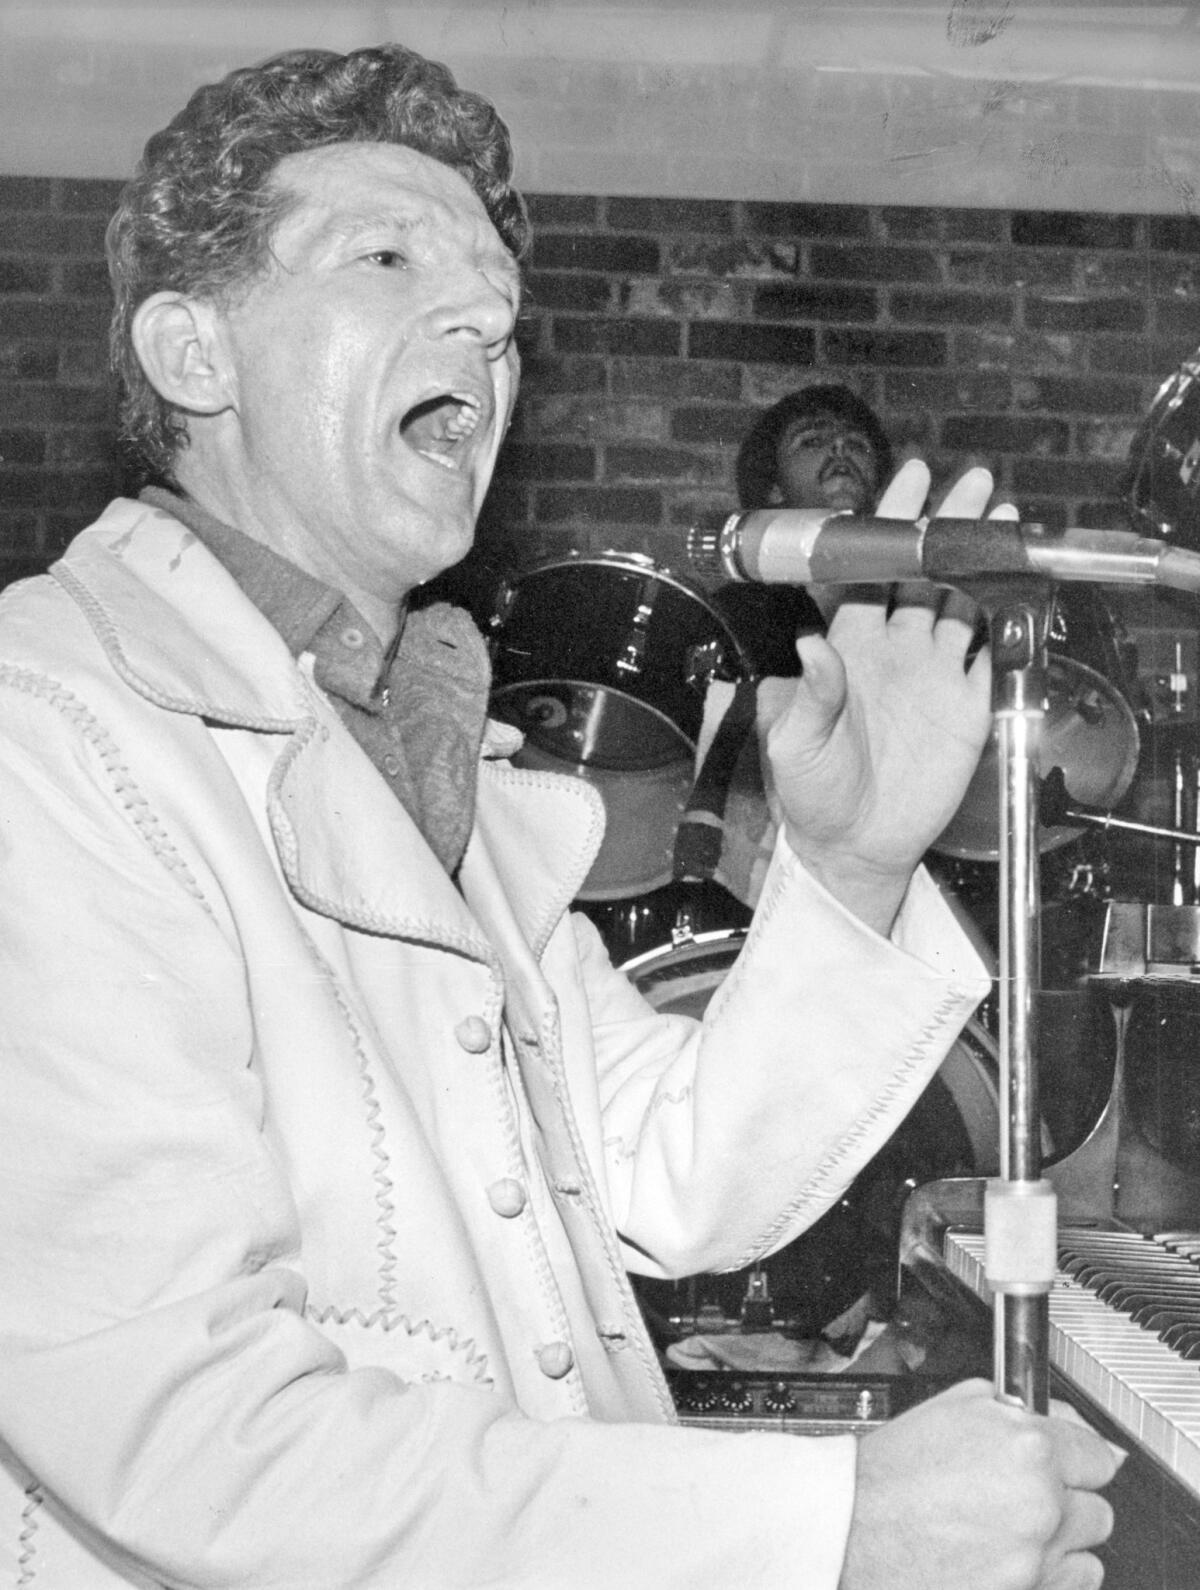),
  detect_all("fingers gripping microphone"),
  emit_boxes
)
[687,509,1200,594]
